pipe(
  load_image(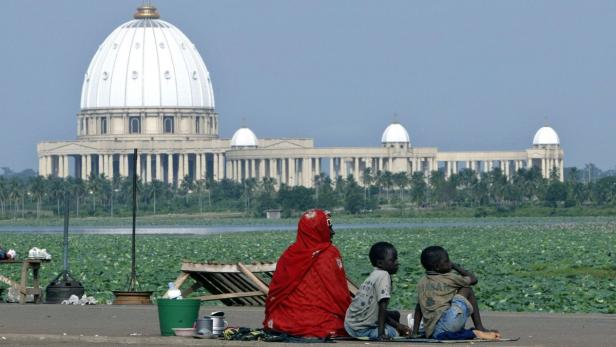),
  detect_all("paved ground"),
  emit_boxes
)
[0,304,614,346]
